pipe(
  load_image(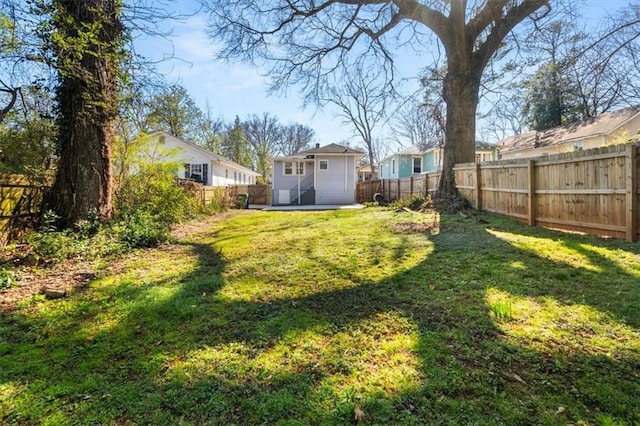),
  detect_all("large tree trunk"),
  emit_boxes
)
[437,65,481,200]
[45,0,122,228]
